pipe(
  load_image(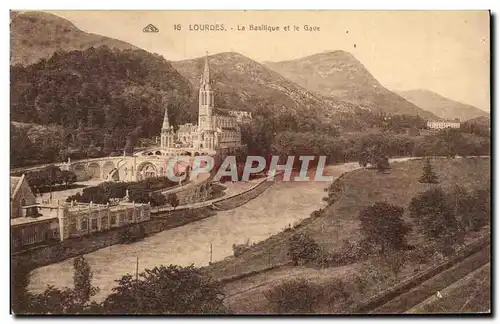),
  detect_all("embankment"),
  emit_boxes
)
[12,175,277,270]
